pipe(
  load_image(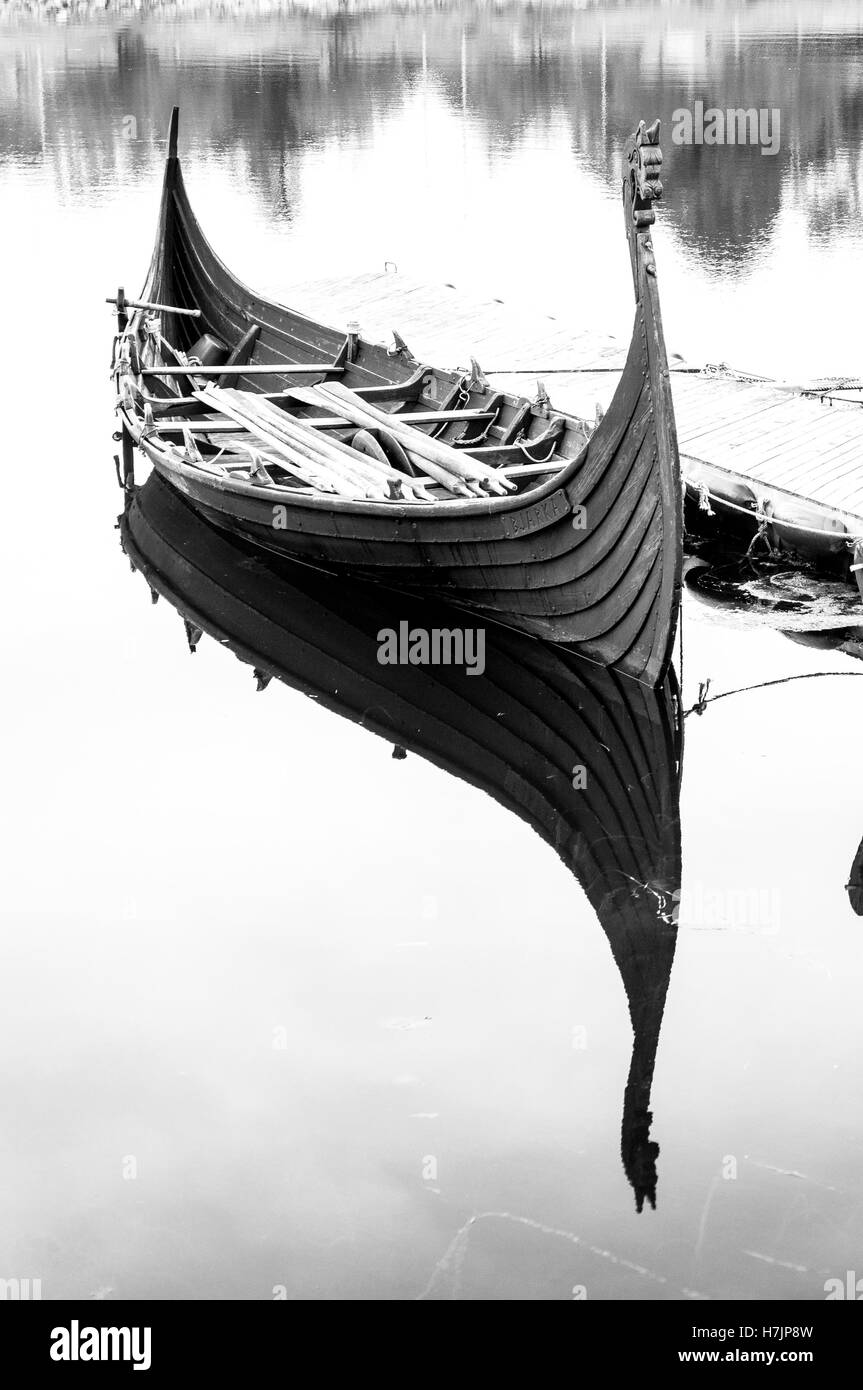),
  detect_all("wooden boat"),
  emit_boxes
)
[684,462,863,579]
[111,108,683,686]
[120,471,683,1212]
